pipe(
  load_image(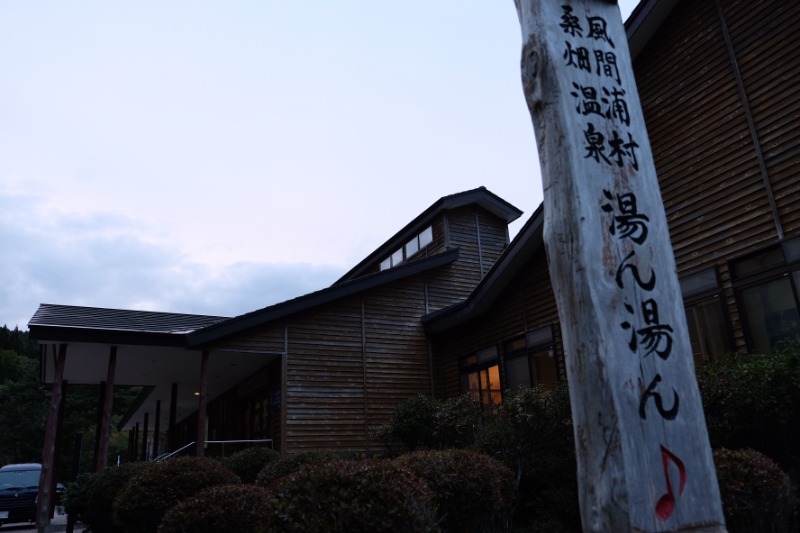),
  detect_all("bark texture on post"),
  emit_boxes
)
[513,1,726,531]
[37,343,67,531]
